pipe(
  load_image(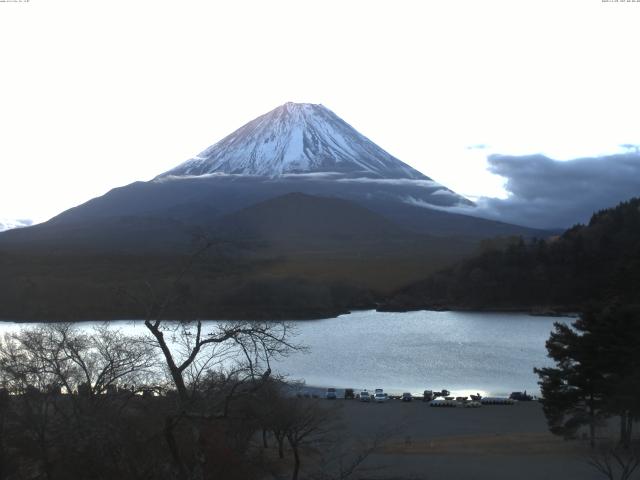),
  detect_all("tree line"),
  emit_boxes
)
[387,197,640,311]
